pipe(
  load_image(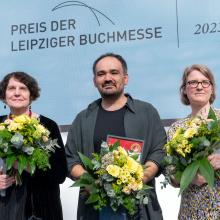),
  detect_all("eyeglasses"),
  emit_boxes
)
[186,80,212,88]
